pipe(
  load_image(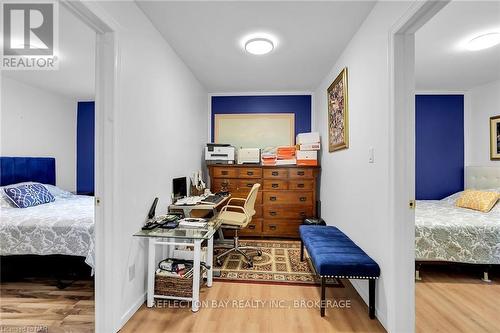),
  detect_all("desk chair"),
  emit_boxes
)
[215,183,262,267]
